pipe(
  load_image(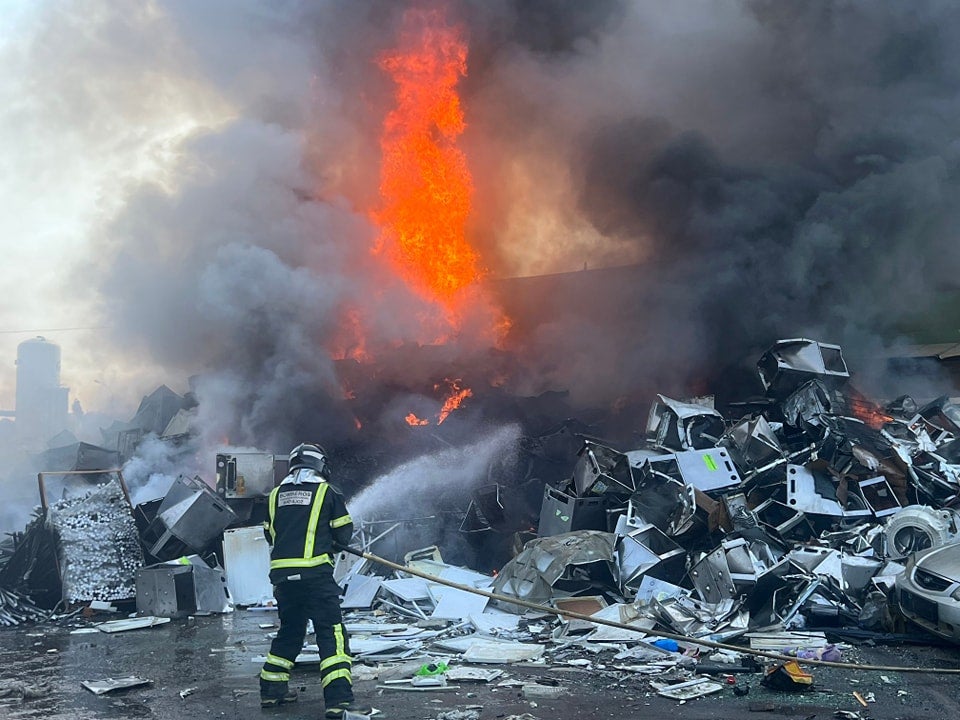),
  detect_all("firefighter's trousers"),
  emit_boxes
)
[259,573,353,706]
